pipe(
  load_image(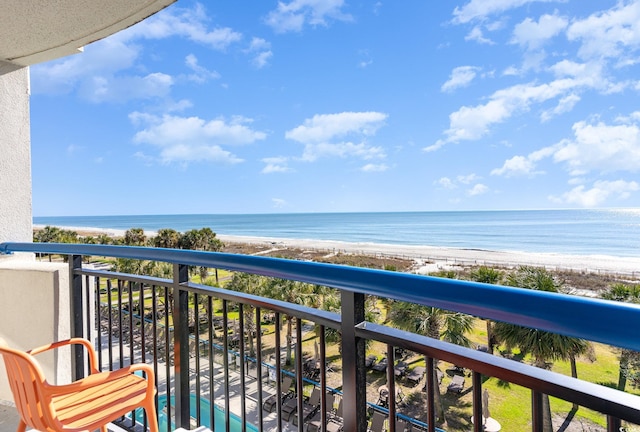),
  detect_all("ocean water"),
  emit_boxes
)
[34,209,640,258]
